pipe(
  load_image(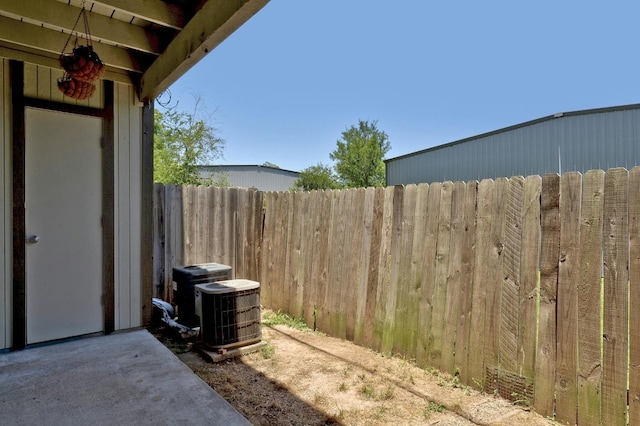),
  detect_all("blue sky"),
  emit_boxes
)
[166,1,640,172]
